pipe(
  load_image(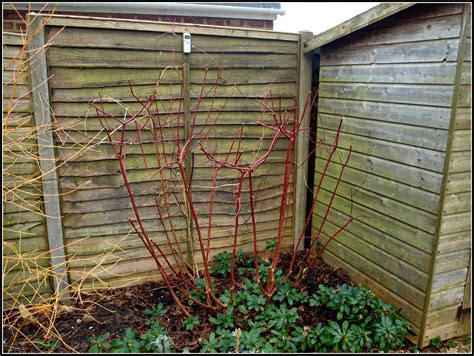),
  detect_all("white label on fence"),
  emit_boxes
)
[183,32,191,53]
